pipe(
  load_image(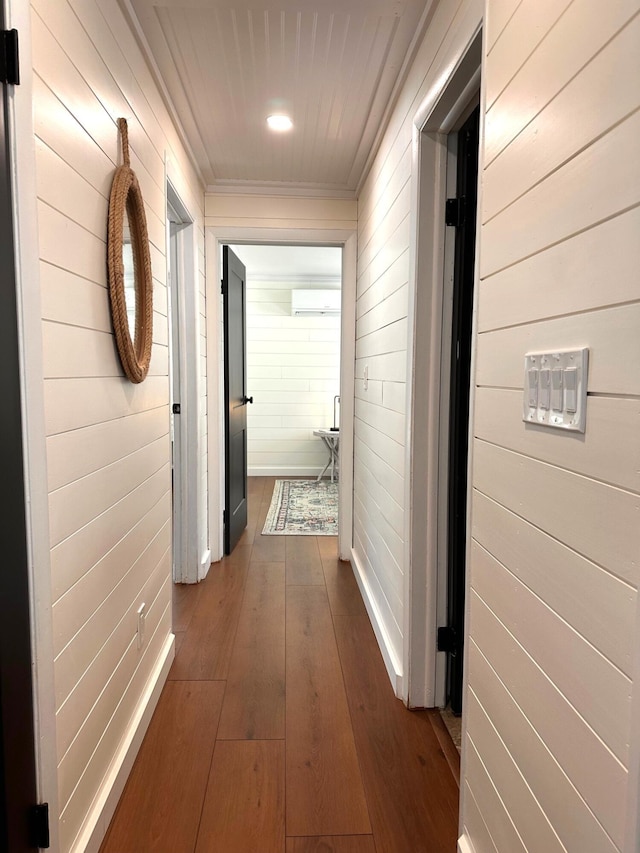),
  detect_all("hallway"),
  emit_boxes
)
[100,478,459,852]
